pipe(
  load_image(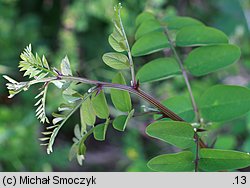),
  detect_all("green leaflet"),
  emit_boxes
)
[110,72,132,112]
[108,32,127,52]
[135,12,155,27]
[69,143,78,161]
[200,85,250,122]
[91,91,110,119]
[93,118,110,141]
[108,4,128,52]
[162,16,204,30]
[34,85,49,123]
[176,26,228,47]
[135,19,162,40]
[69,124,89,165]
[112,109,134,131]
[19,44,52,79]
[136,57,181,83]
[41,95,90,154]
[146,121,195,149]
[60,56,73,76]
[214,135,237,150]
[131,31,170,57]
[80,97,96,126]
[154,95,195,122]
[185,44,241,76]
[199,149,250,171]
[147,151,195,172]
[62,88,82,103]
[102,52,130,70]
